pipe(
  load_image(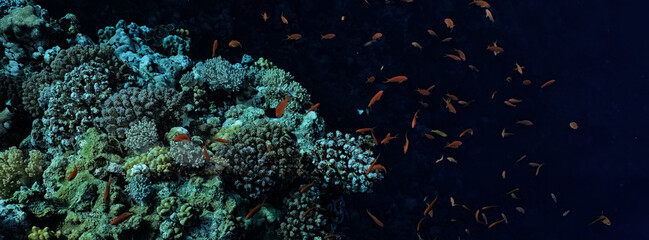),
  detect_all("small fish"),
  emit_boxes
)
[412,110,420,128]
[444,98,457,114]
[213,138,229,143]
[323,234,343,239]
[67,165,78,181]
[371,131,378,146]
[301,206,323,218]
[305,103,320,114]
[228,40,241,48]
[111,212,134,225]
[356,127,375,133]
[412,42,423,49]
[372,164,387,173]
[281,12,289,24]
[366,209,385,227]
[424,133,435,140]
[380,133,399,144]
[445,93,459,101]
[541,79,556,88]
[589,212,611,226]
[506,76,513,82]
[514,62,525,75]
[435,155,444,164]
[286,33,302,40]
[444,18,455,30]
[368,90,384,108]
[427,29,438,38]
[501,170,506,180]
[562,210,570,217]
[504,100,517,107]
[468,64,480,72]
[418,100,429,108]
[459,128,474,137]
[507,188,520,195]
[516,120,534,126]
[535,164,544,176]
[321,33,336,40]
[300,182,315,193]
[430,129,448,137]
[445,54,462,61]
[447,157,458,163]
[104,176,111,203]
[173,134,191,143]
[203,143,210,161]
[366,76,376,83]
[453,48,466,61]
[423,195,438,216]
[491,90,498,99]
[522,79,532,85]
[508,98,523,103]
[501,213,509,224]
[515,154,527,163]
[488,219,504,229]
[515,207,525,214]
[365,155,379,175]
[445,140,463,149]
[384,75,408,83]
[246,197,267,220]
[528,162,541,167]
[441,37,453,43]
[211,40,218,57]
[481,205,499,210]
[262,12,269,22]
[415,89,430,96]
[474,209,482,224]
[470,0,491,8]
[372,32,383,40]
[485,9,494,22]
[275,95,292,117]
[501,129,514,138]
[404,134,409,154]
[486,41,503,55]
[569,121,579,130]
[417,217,425,232]
[551,193,557,203]
[341,15,345,21]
